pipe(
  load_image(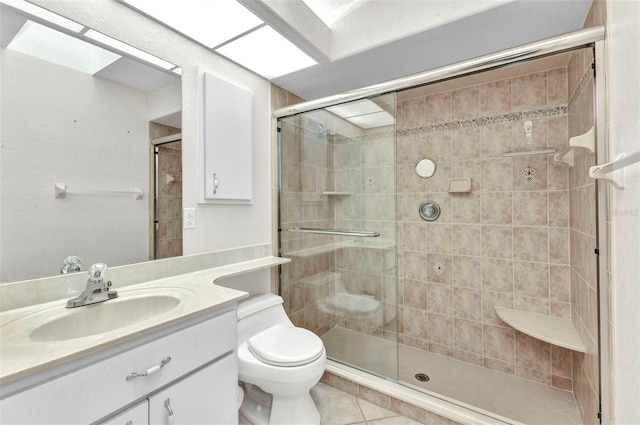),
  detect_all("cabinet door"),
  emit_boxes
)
[200,71,252,204]
[100,402,148,425]
[148,353,238,425]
